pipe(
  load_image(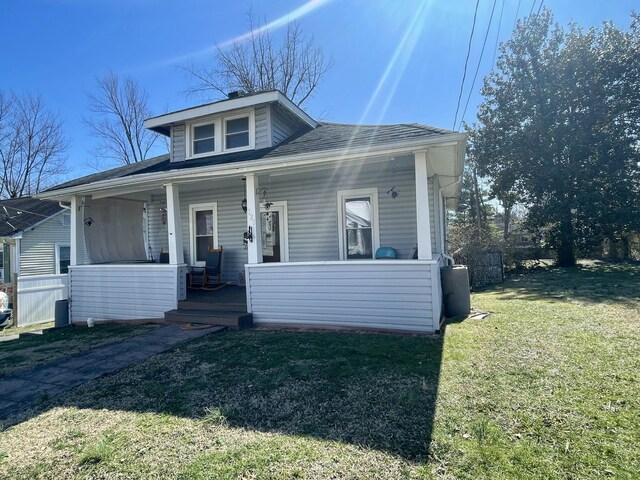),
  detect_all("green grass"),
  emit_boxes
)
[0,322,54,337]
[0,261,637,479]
[0,323,158,377]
